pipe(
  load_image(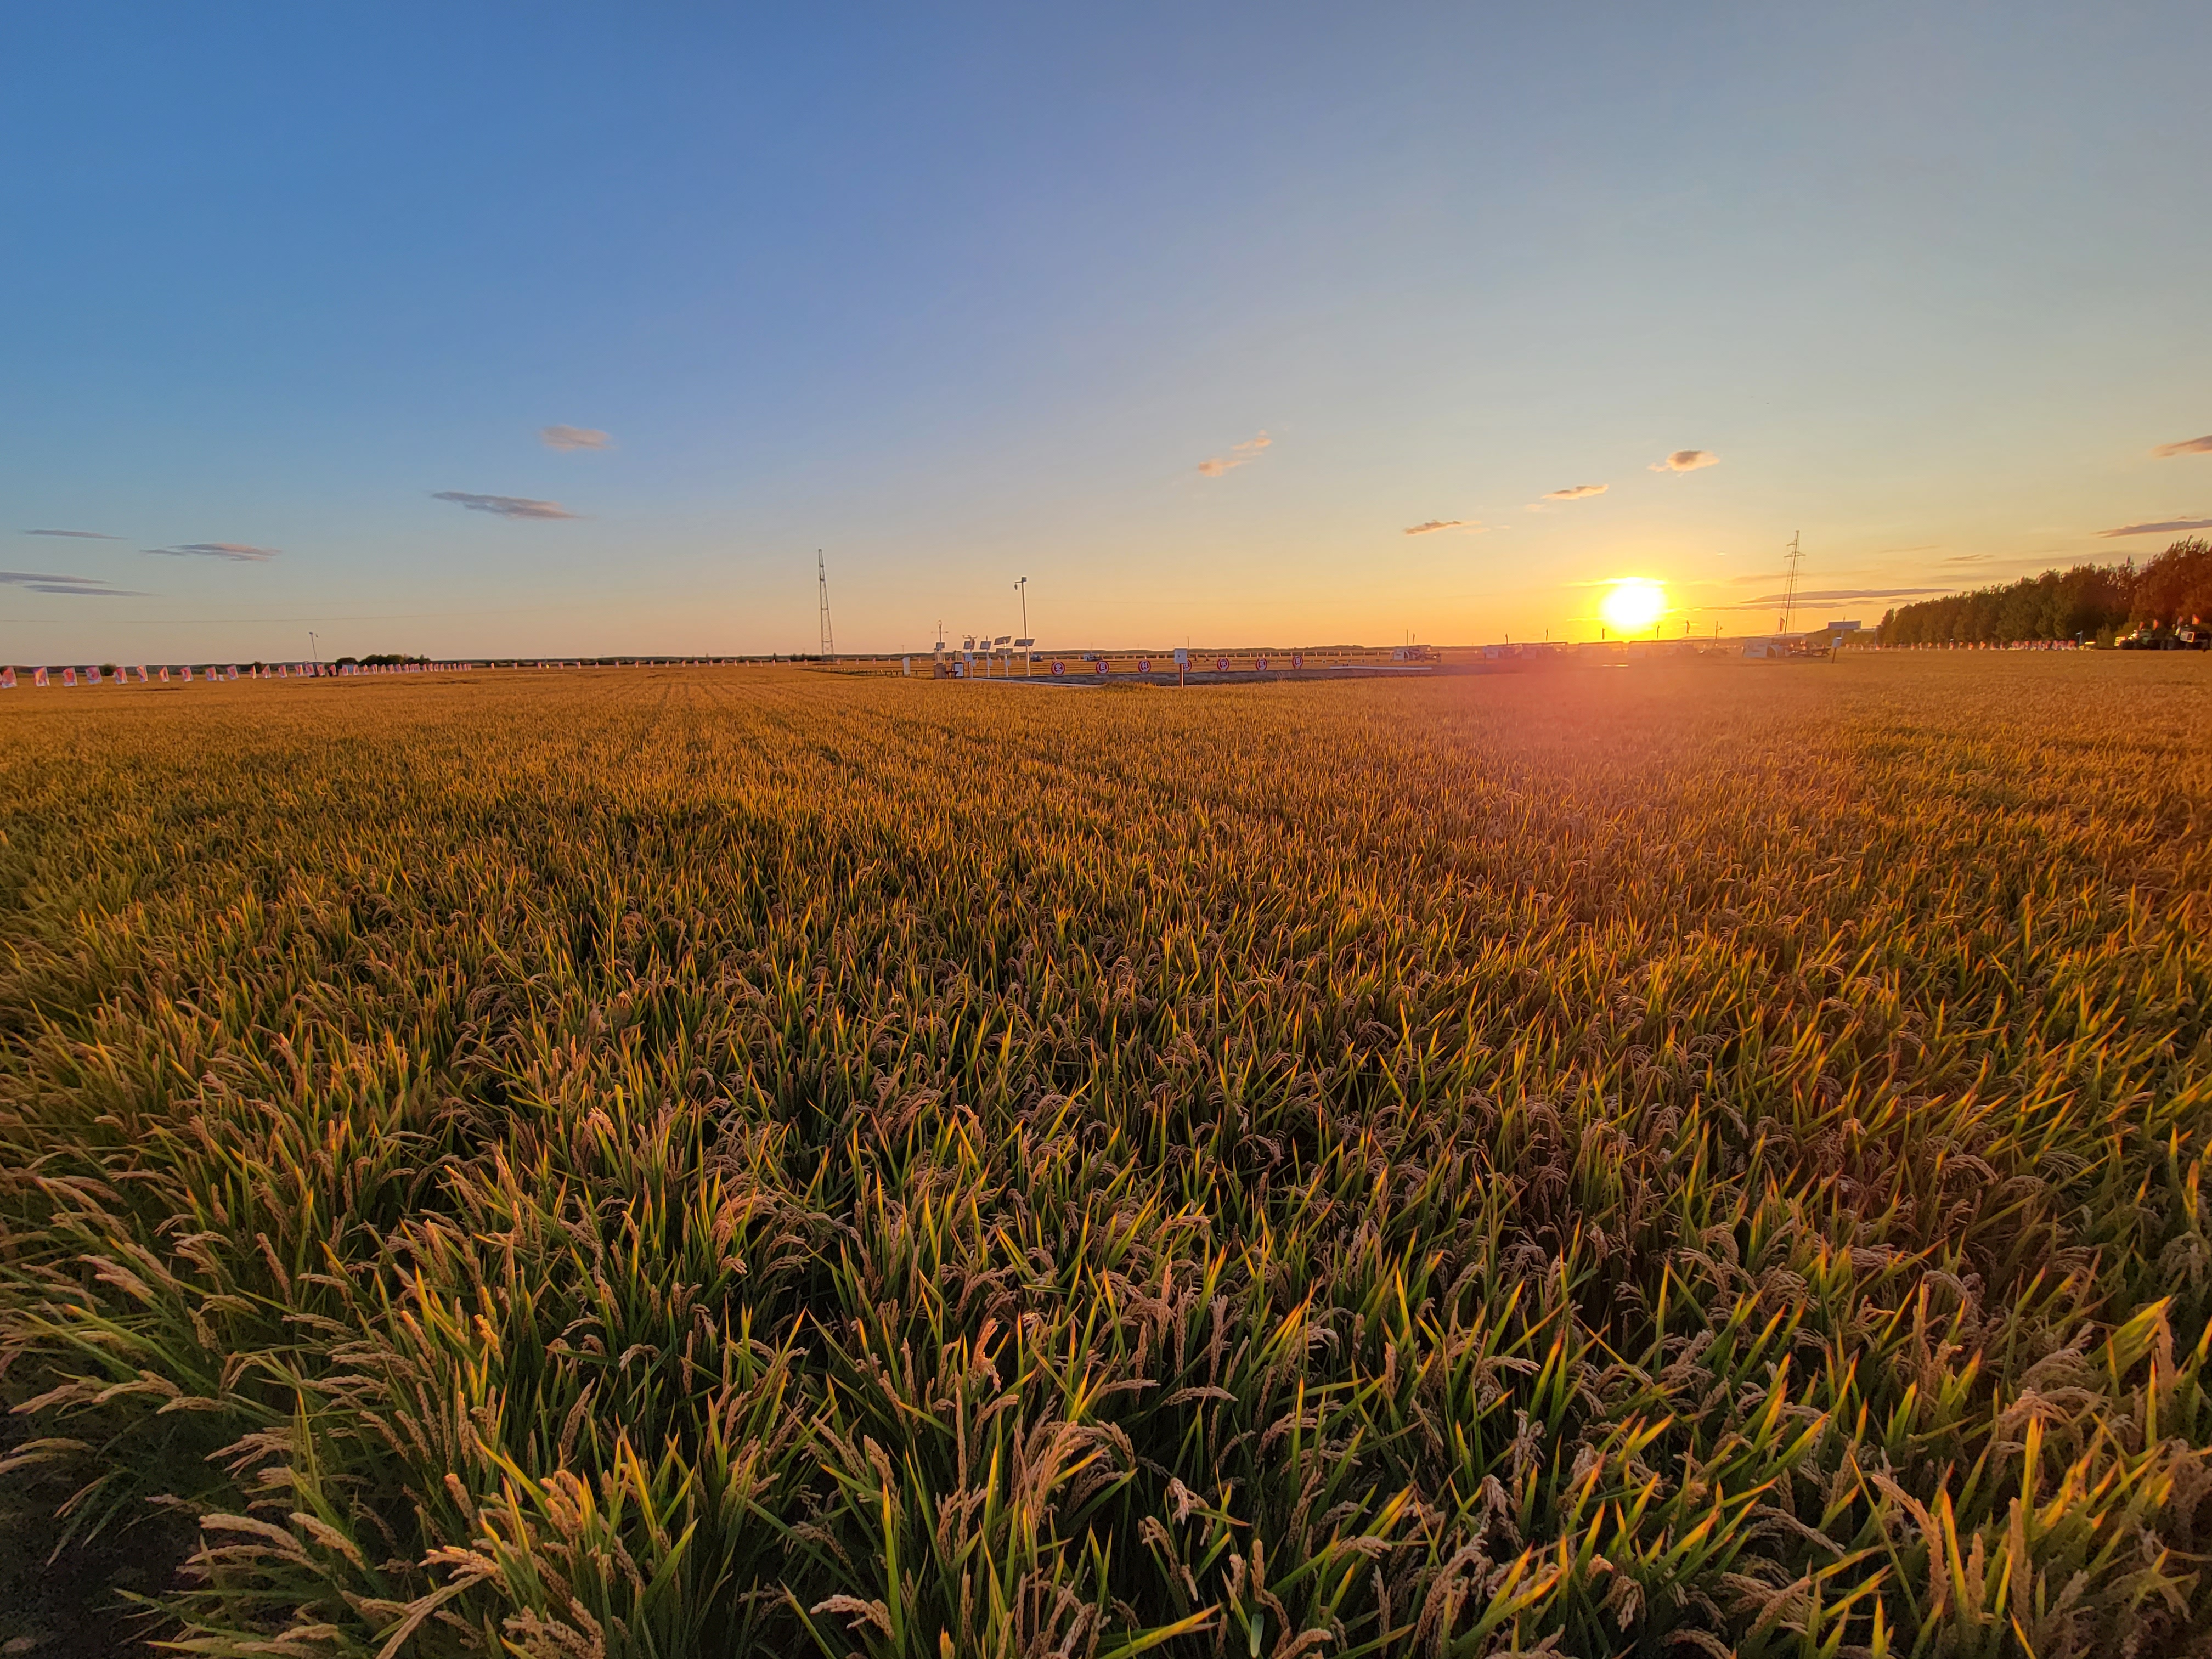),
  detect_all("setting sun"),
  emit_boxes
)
[1599,578,1667,634]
